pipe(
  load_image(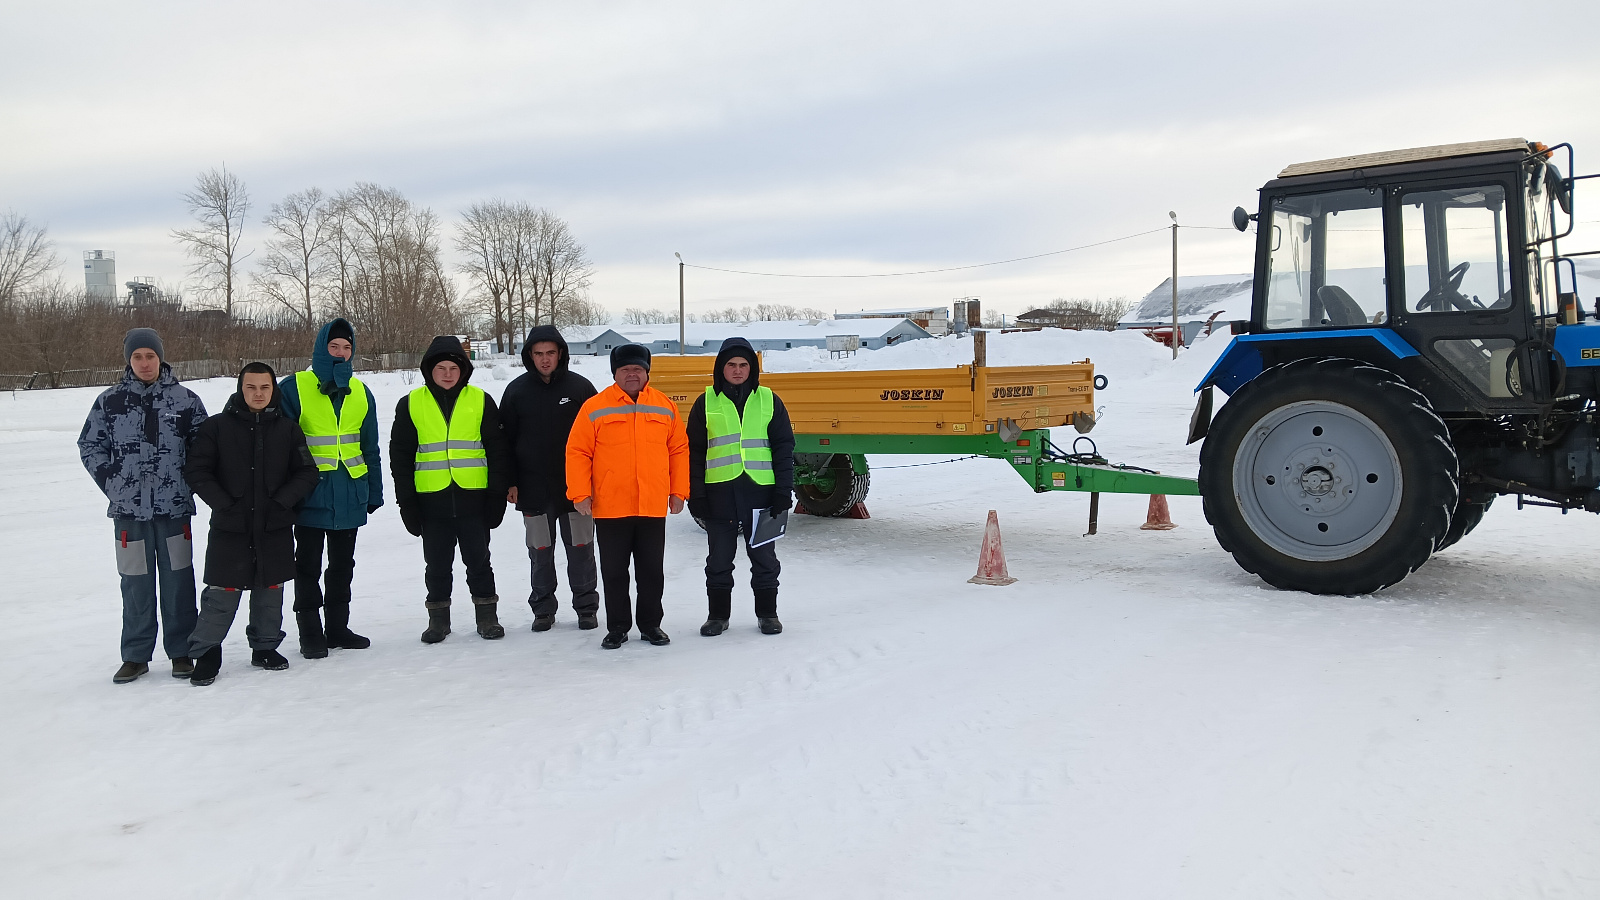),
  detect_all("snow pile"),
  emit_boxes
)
[2,327,1597,898]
